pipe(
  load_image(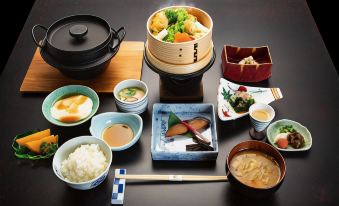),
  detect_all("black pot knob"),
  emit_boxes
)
[69,24,88,39]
